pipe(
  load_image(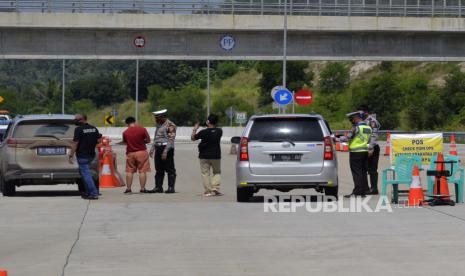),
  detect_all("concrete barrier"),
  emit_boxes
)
[100,127,244,143]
